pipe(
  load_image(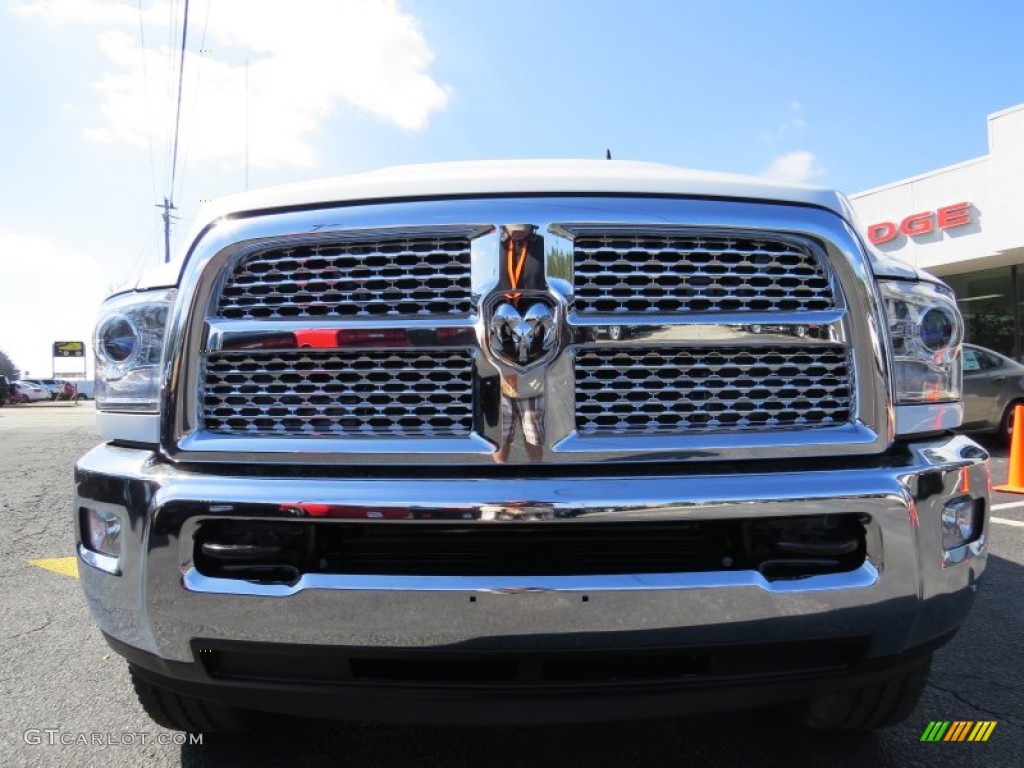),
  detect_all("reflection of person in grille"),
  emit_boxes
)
[496,224,544,301]
[495,376,544,463]
[492,224,547,463]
